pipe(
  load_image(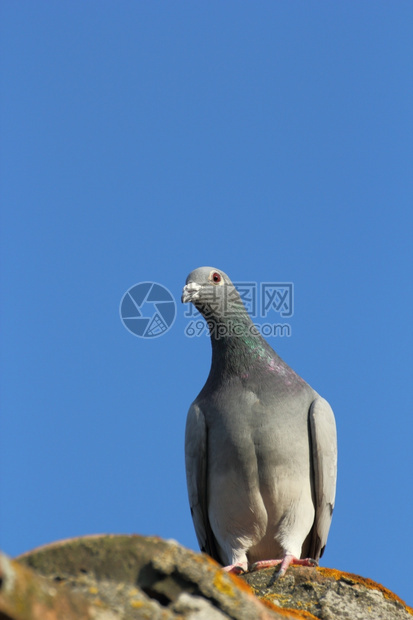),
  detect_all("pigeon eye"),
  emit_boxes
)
[211,272,222,284]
